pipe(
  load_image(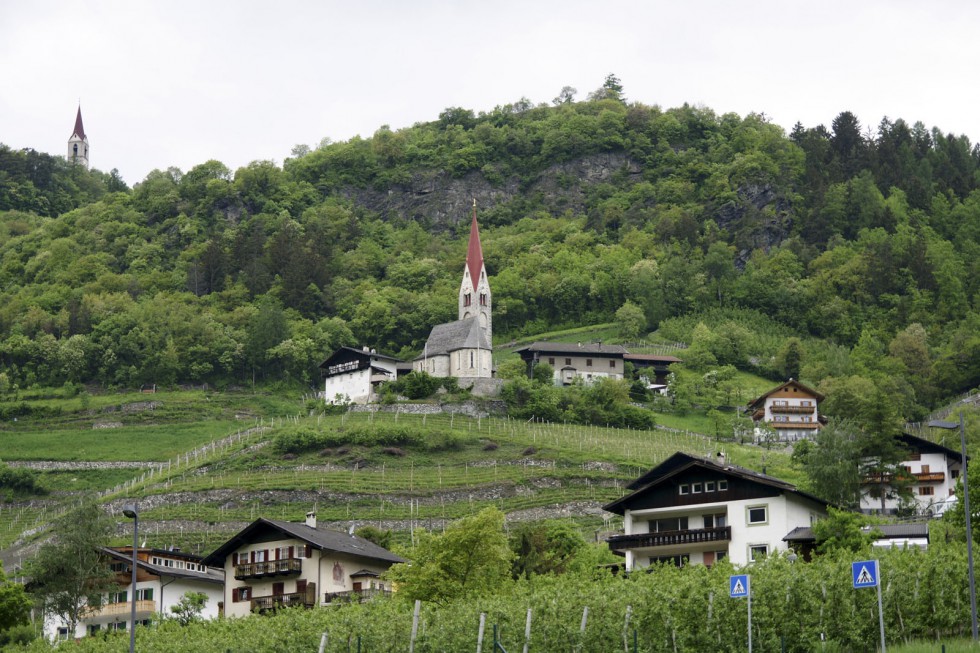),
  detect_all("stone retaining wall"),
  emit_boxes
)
[349,399,507,418]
